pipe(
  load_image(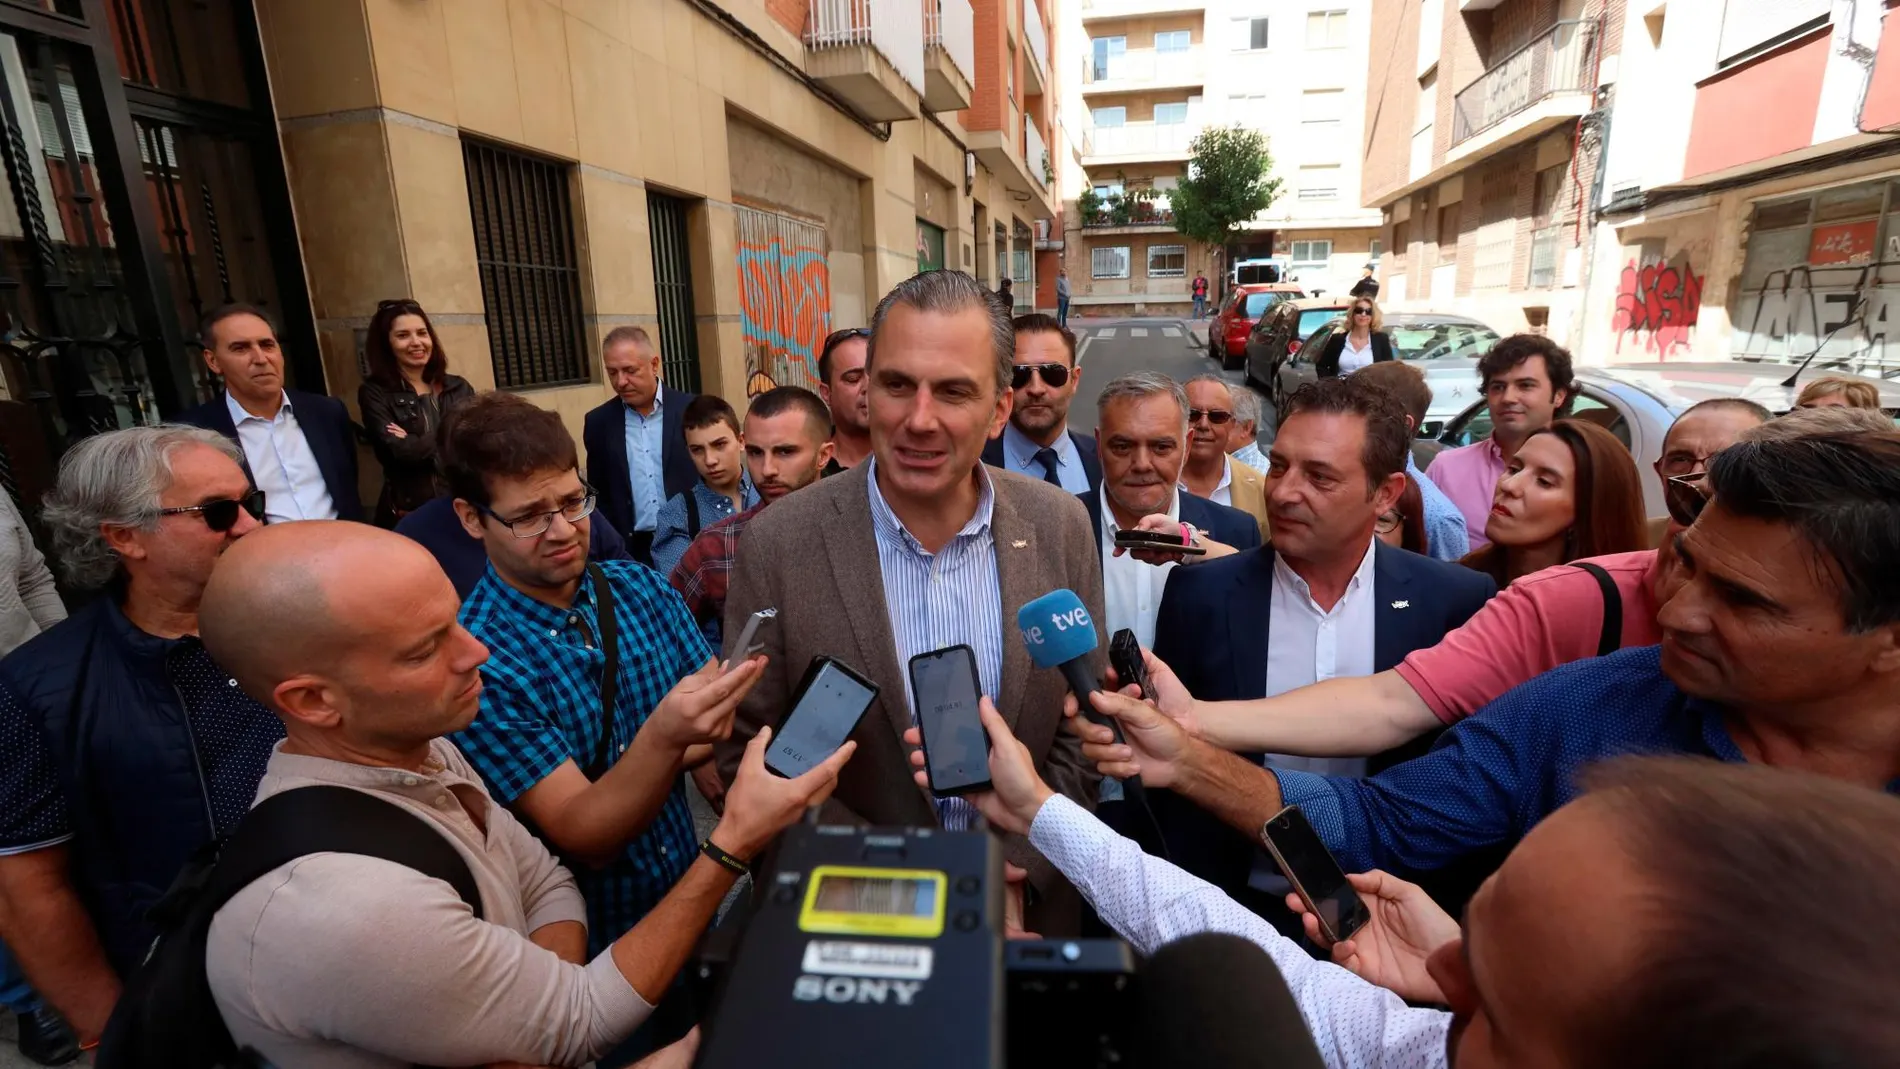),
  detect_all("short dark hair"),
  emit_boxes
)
[198,303,279,349]
[363,298,448,390]
[441,393,579,508]
[818,328,870,384]
[1581,756,1900,1068]
[1280,376,1411,491]
[1350,360,1432,431]
[681,393,740,436]
[1012,313,1078,365]
[1706,429,1900,631]
[1477,334,1575,407]
[868,270,1014,395]
[746,385,833,440]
